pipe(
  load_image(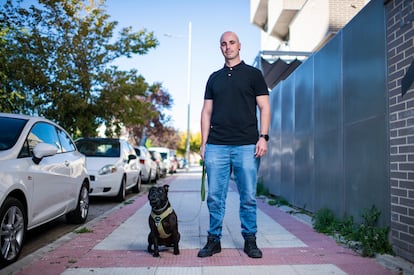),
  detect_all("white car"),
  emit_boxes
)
[75,138,141,201]
[149,150,167,178]
[0,113,90,267]
[134,146,157,183]
[149,147,177,174]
